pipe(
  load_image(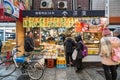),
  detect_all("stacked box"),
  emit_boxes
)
[47,59,54,68]
[56,57,66,69]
